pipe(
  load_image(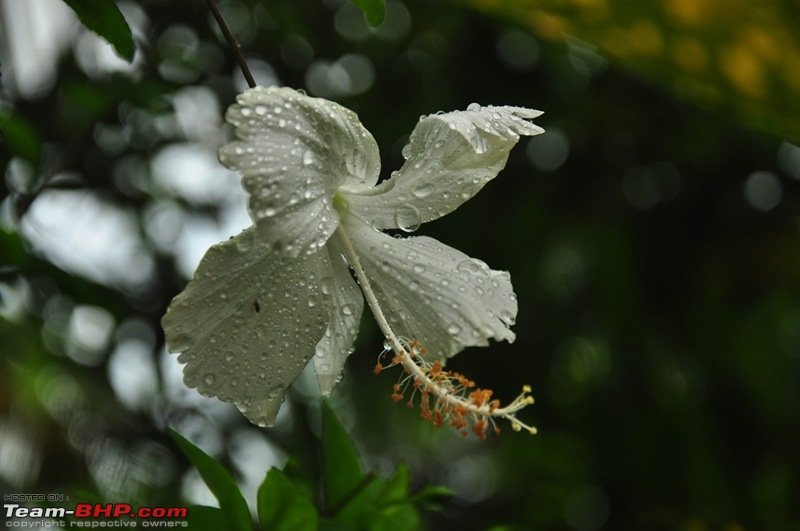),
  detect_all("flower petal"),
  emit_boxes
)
[218,86,381,257]
[345,104,543,231]
[313,238,364,395]
[344,217,517,358]
[162,227,330,427]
